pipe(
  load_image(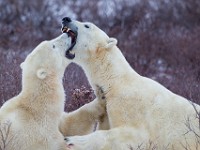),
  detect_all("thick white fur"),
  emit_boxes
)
[0,34,106,150]
[0,34,71,150]
[65,20,200,150]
